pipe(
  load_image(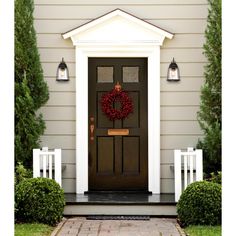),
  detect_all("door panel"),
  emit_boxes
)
[88,58,148,191]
